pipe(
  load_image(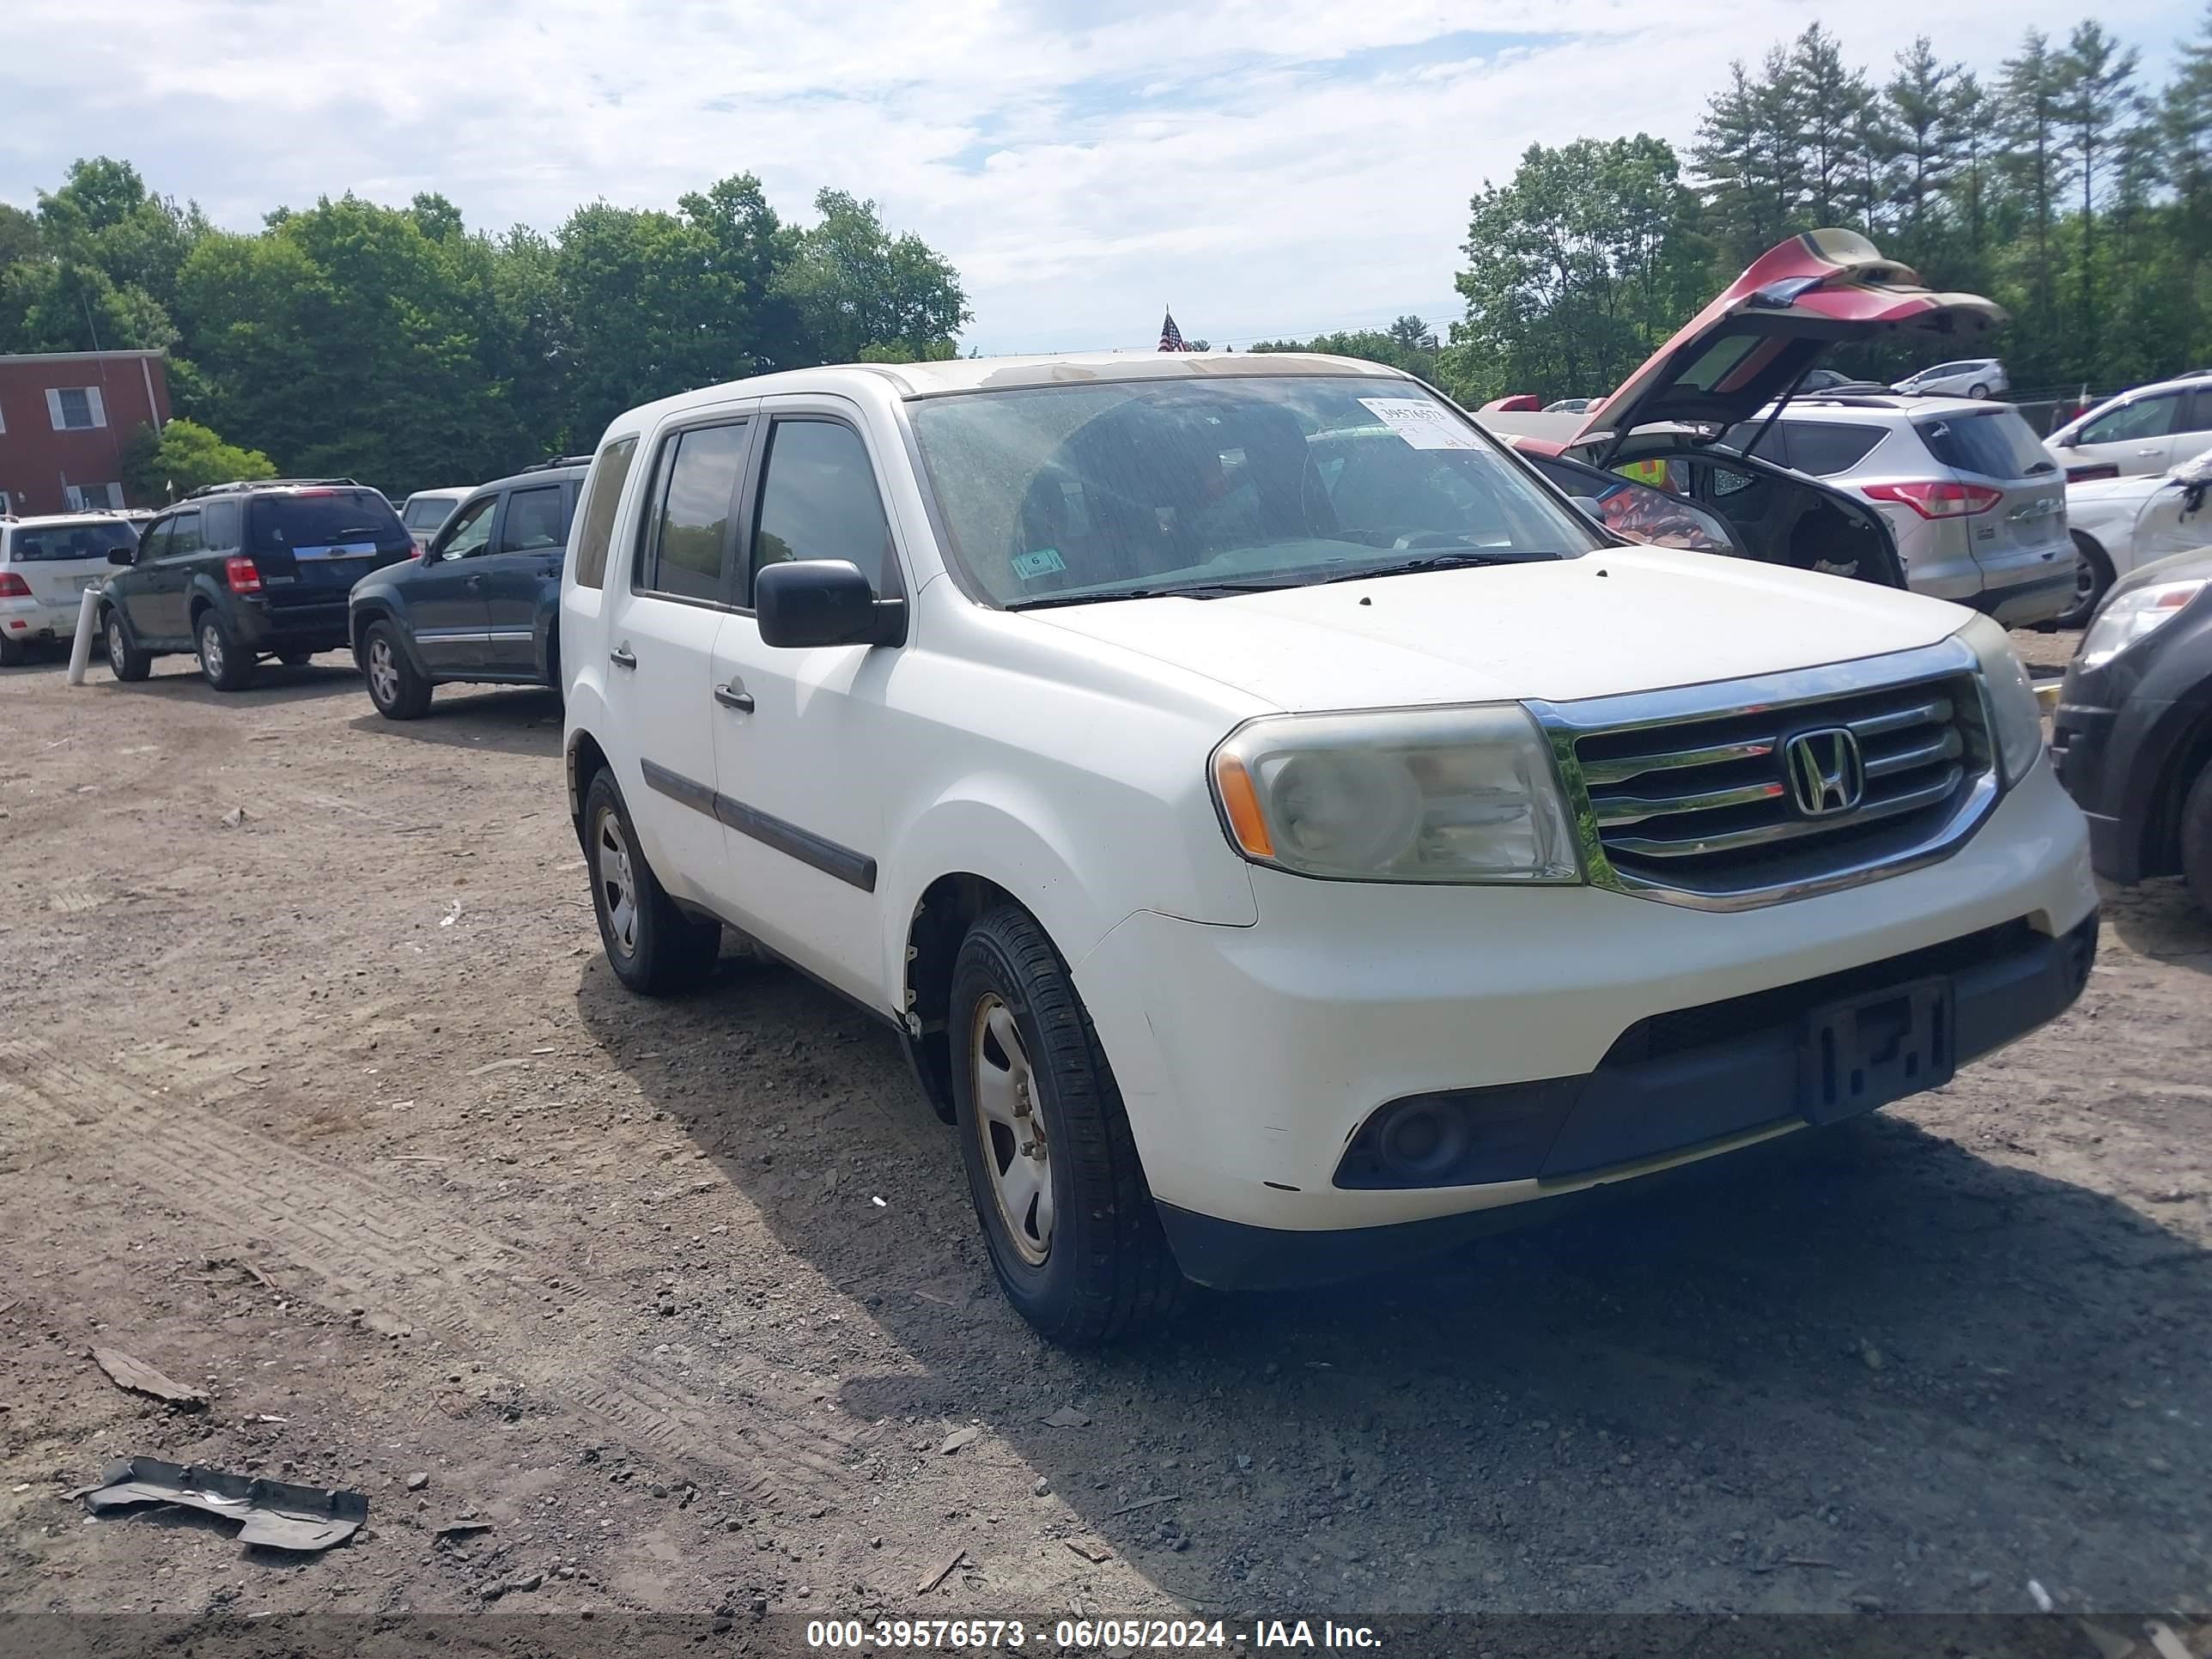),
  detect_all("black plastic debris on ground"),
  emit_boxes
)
[82,1456,368,1552]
